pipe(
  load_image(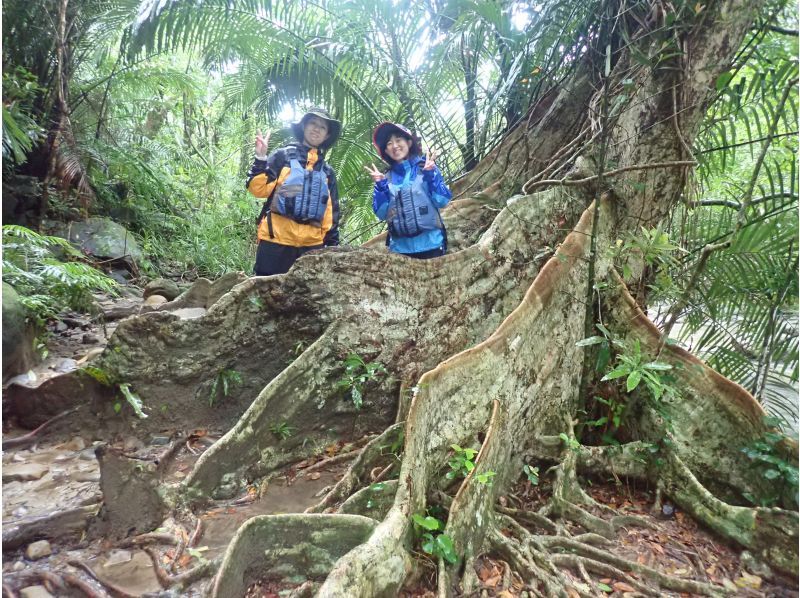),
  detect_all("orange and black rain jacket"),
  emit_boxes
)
[246,143,340,247]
